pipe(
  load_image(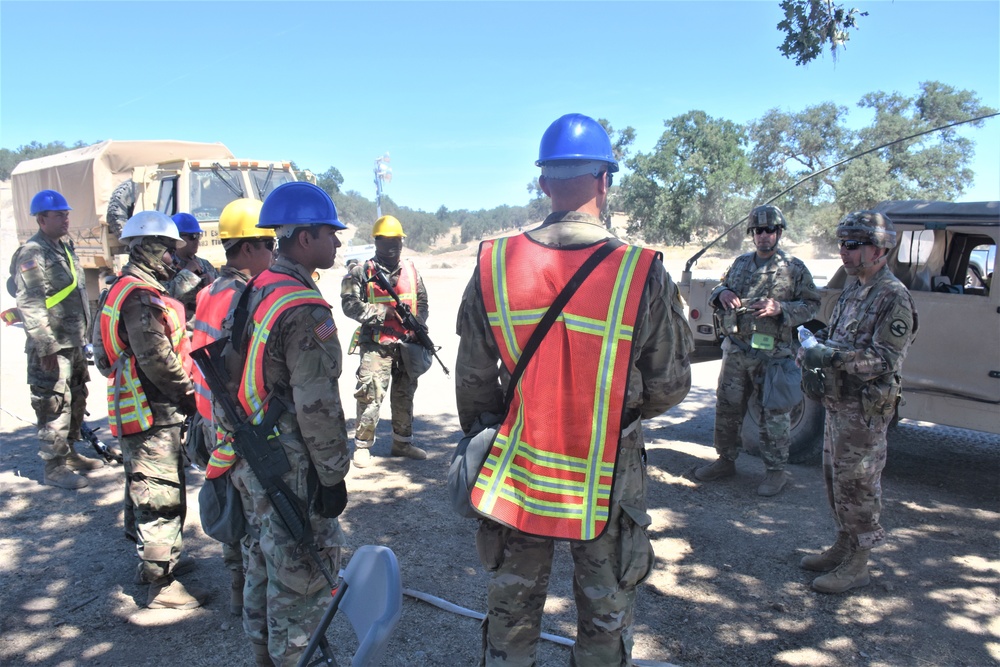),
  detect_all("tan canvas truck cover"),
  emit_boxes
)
[10,140,234,269]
